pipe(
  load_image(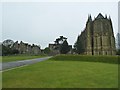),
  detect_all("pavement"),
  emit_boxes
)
[0,56,52,71]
